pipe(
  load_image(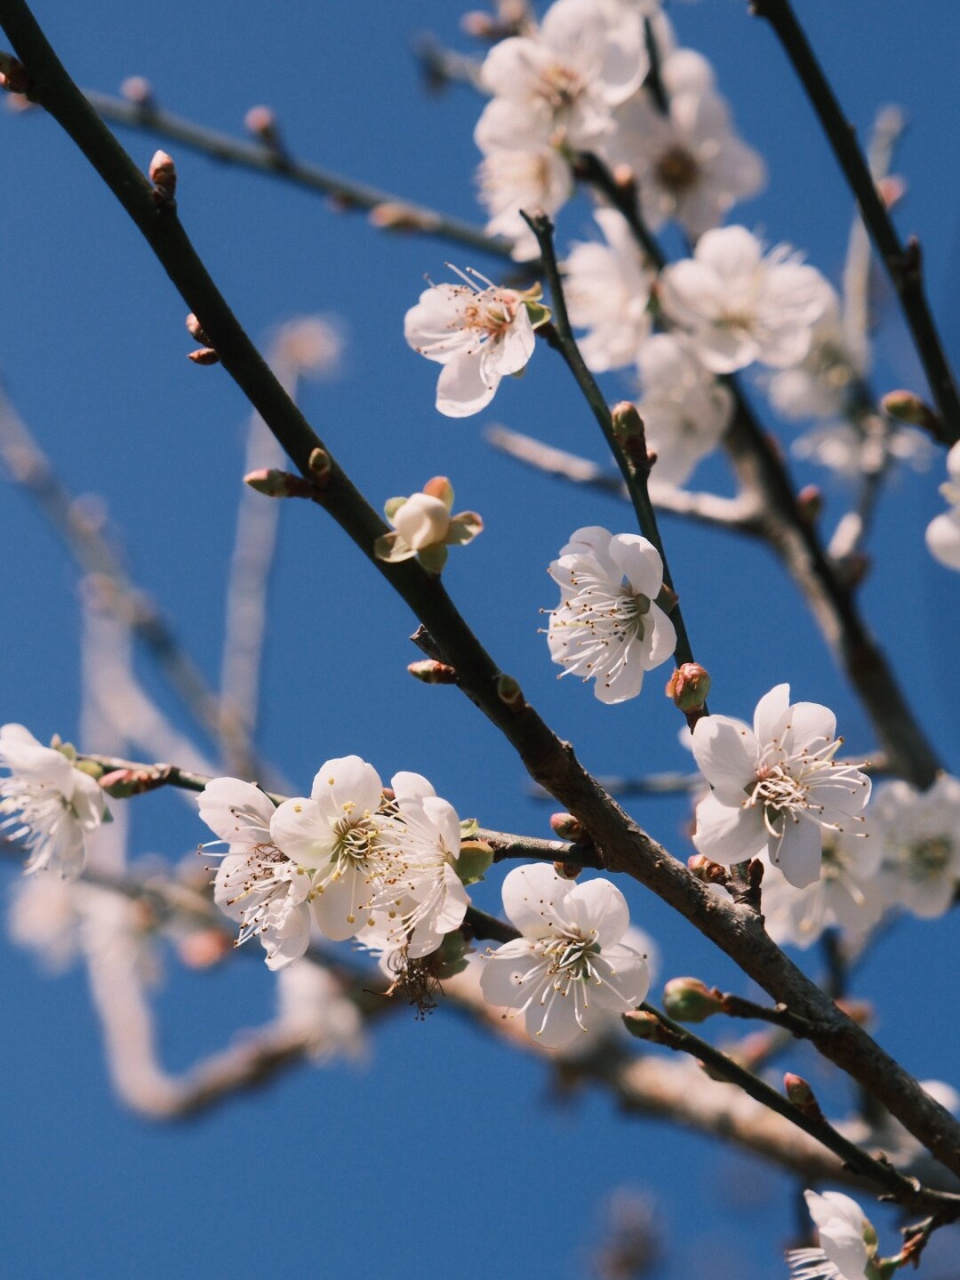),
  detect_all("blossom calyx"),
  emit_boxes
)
[662,977,722,1023]
[665,663,711,712]
[375,476,482,572]
[455,839,494,885]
